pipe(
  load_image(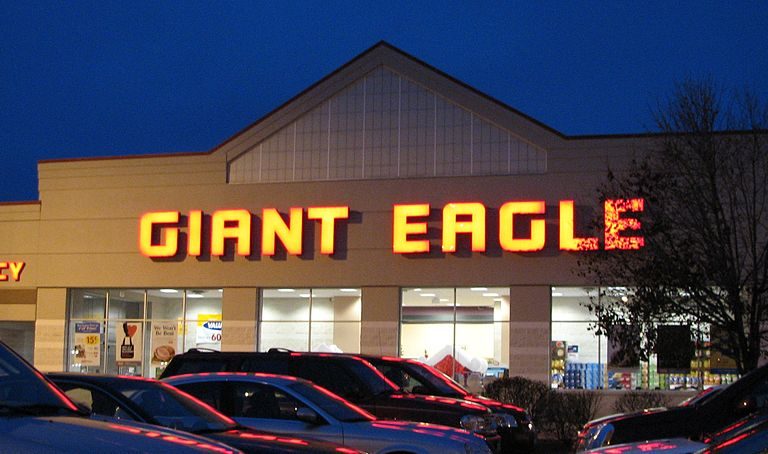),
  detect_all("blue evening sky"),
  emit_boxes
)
[1,2,766,201]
